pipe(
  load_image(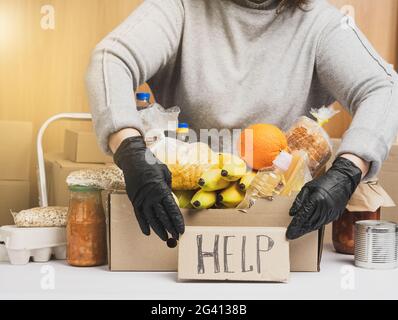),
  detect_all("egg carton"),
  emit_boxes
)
[0,226,66,265]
